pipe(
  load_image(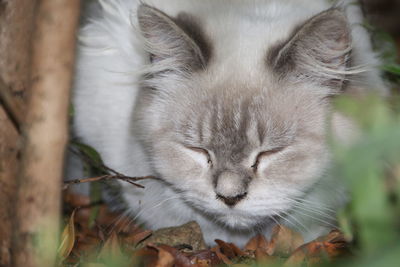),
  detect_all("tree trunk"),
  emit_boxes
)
[11,0,80,266]
[0,0,80,266]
